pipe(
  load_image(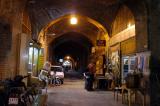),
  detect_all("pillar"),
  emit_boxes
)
[149,1,160,105]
